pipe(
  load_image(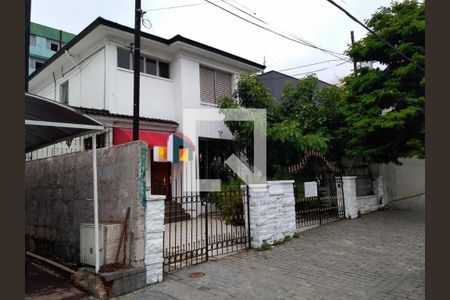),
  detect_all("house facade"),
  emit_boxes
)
[28,17,265,196]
